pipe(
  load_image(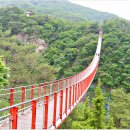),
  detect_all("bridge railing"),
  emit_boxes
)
[0,65,98,129]
[0,63,90,110]
[0,31,102,129]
